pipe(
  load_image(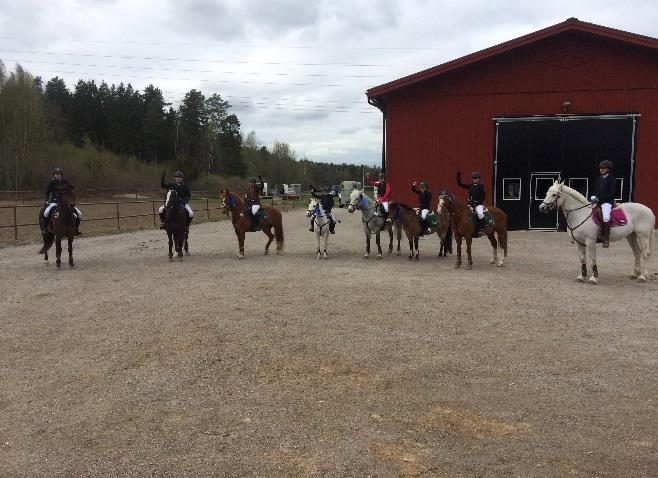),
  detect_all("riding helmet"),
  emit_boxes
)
[598,160,613,169]
[52,167,64,175]
[419,181,427,188]
[248,176,257,183]
[174,170,184,178]
[379,172,385,179]
[471,171,481,179]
